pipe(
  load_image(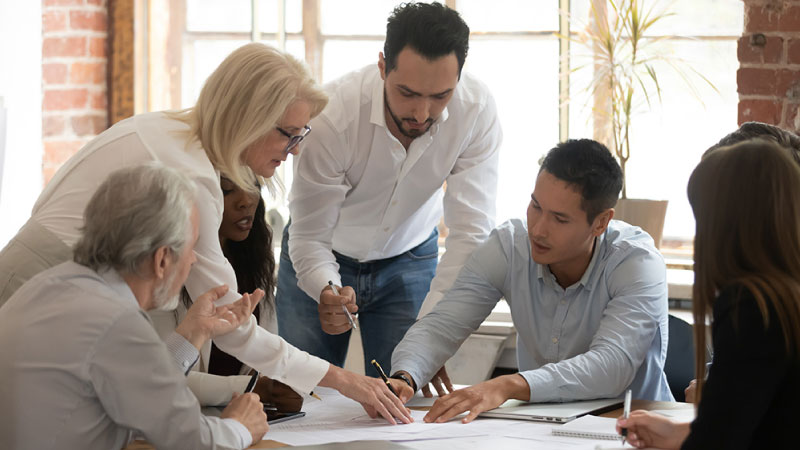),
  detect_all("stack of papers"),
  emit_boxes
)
[265,388,633,449]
